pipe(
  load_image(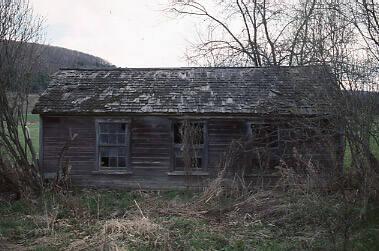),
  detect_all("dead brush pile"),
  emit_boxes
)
[64,198,171,251]
[188,147,371,249]
[193,148,378,249]
[103,216,168,247]
[196,140,245,207]
[65,216,169,251]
